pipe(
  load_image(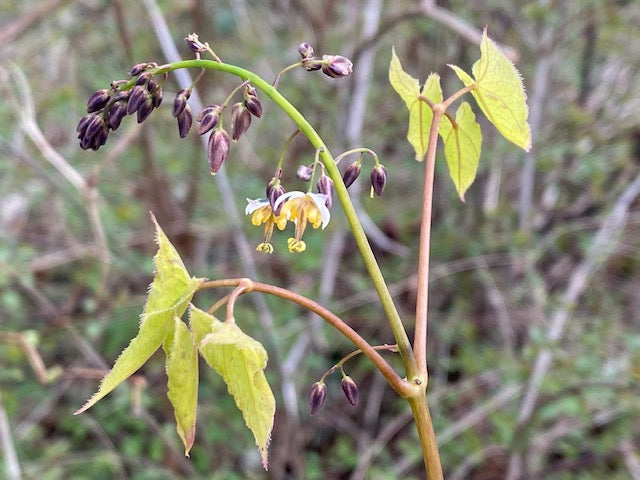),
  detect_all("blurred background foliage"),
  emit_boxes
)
[1,0,640,479]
